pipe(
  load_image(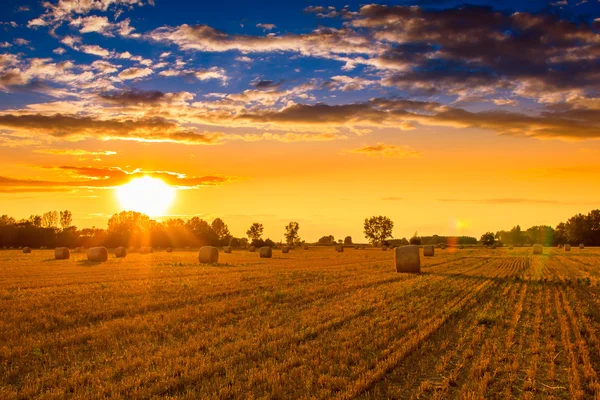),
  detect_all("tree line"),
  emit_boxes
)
[0,211,303,249]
